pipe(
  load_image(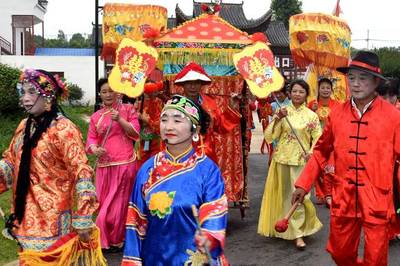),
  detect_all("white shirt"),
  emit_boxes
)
[351,97,375,118]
